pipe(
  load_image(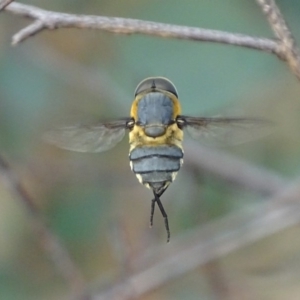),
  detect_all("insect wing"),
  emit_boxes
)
[180,116,271,146]
[44,119,129,153]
